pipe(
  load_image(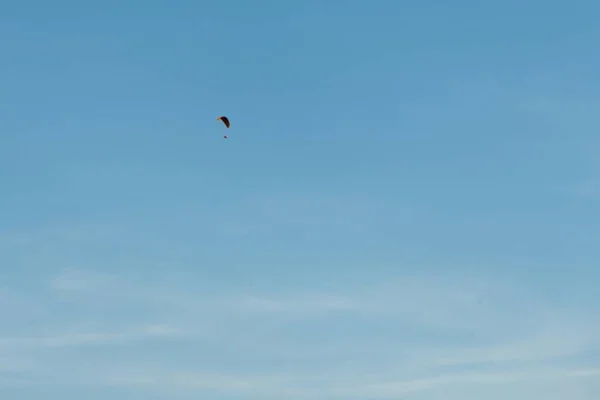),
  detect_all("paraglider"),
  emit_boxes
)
[217,116,230,139]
